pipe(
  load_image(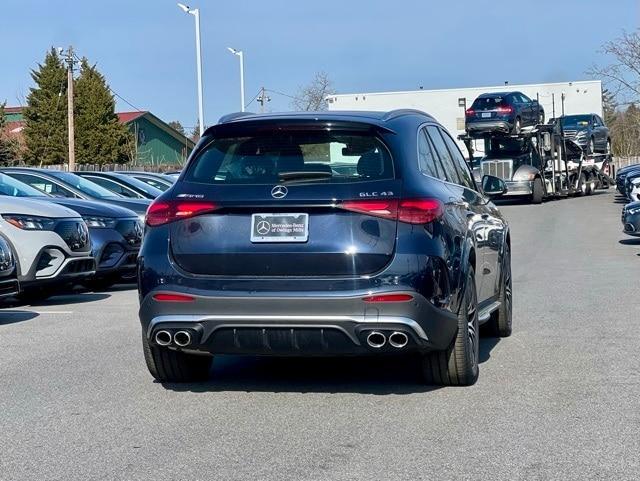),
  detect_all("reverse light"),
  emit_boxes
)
[339,199,443,225]
[152,293,196,302]
[362,294,414,303]
[146,199,219,226]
